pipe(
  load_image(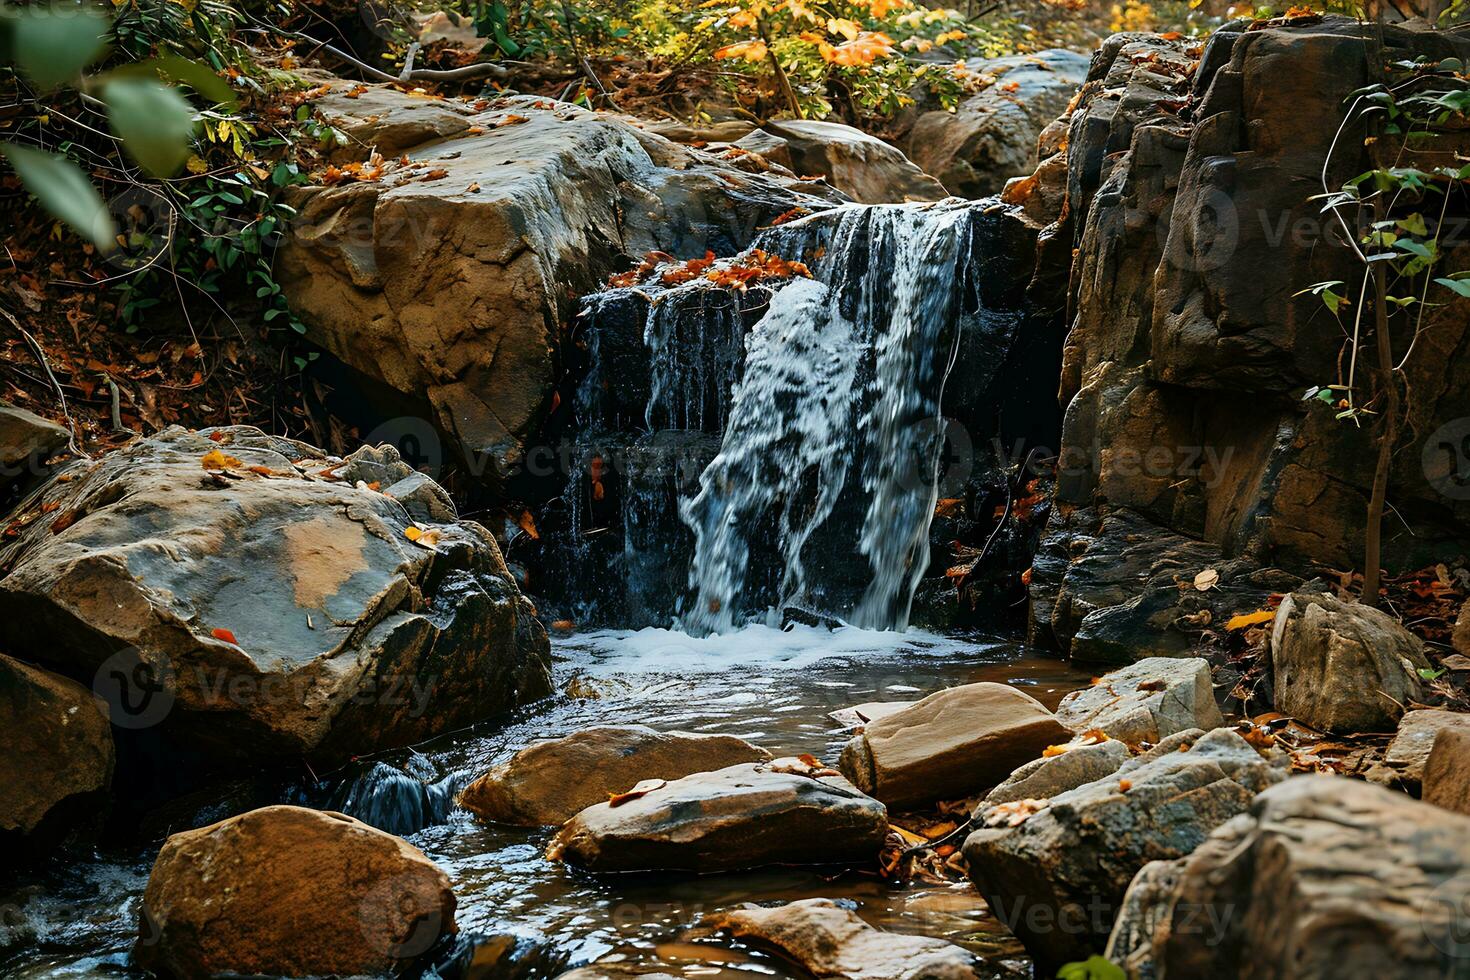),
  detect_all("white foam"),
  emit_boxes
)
[556,623,989,675]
